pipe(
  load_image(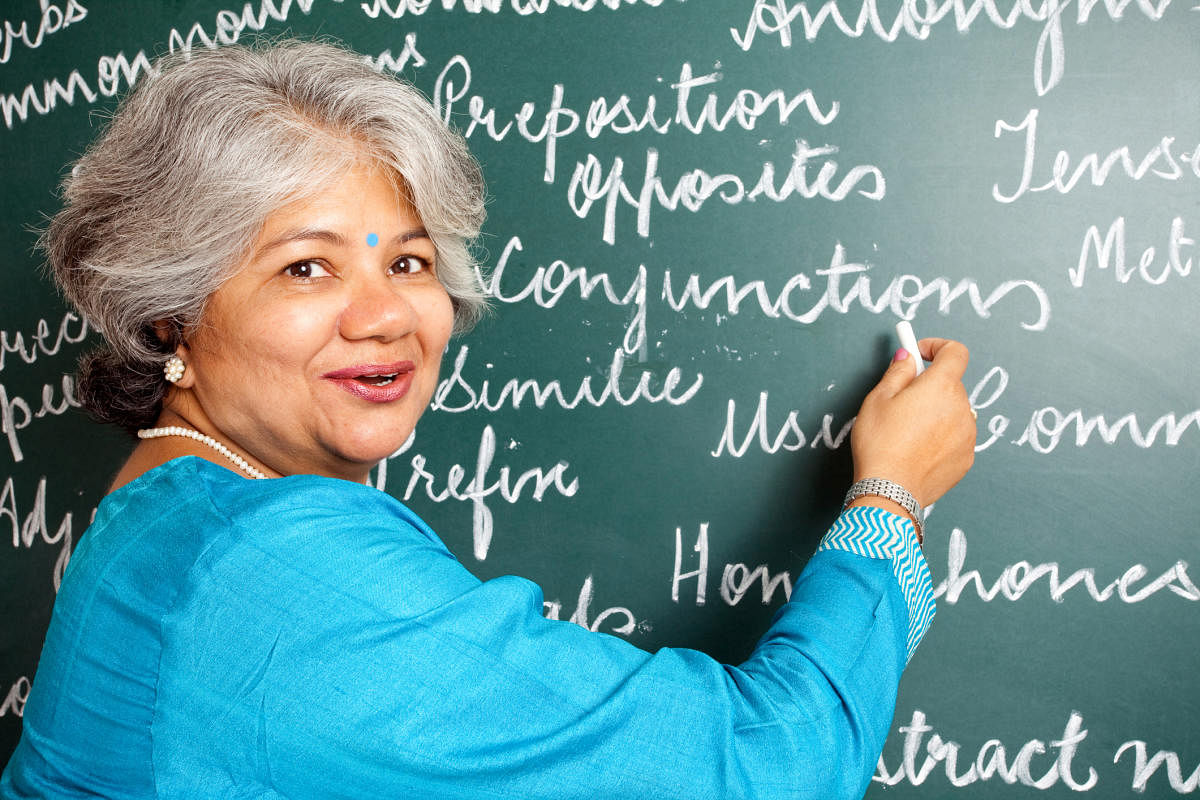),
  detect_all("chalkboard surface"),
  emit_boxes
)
[2,1,1198,795]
